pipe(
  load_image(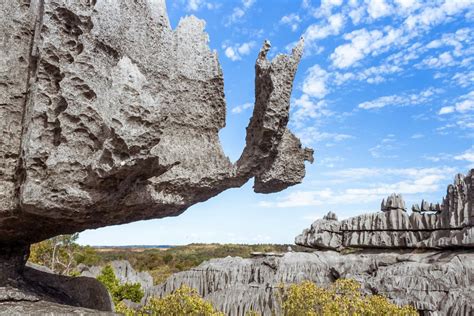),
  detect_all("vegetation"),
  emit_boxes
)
[95,243,306,284]
[29,236,418,315]
[116,285,224,316]
[96,265,144,305]
[29,233,100,275]
[280,279,418,315]
[29,237,305,283]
